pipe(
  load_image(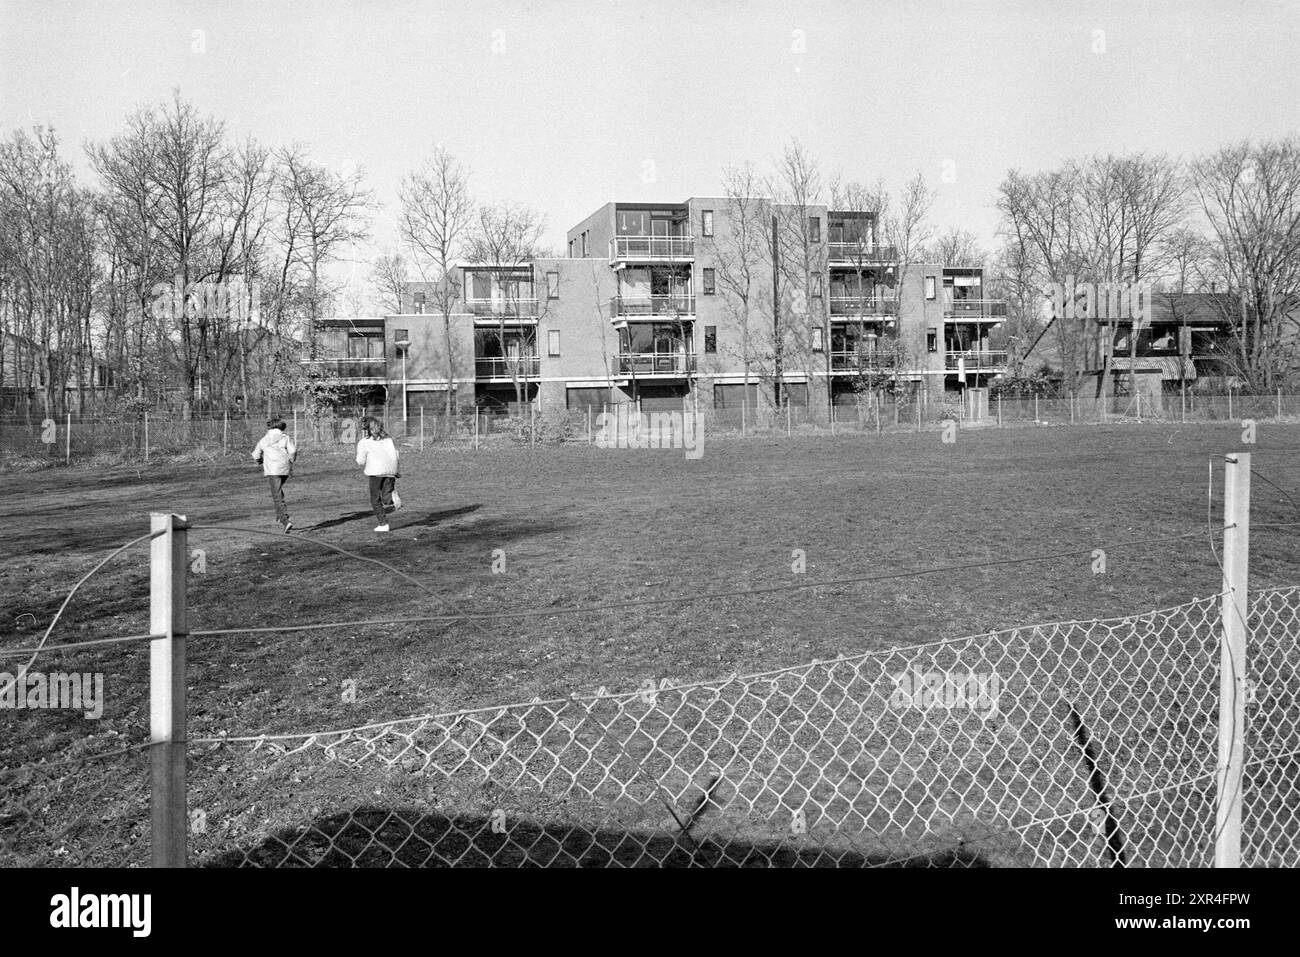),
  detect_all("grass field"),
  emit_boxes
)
[4,422,1300,865]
